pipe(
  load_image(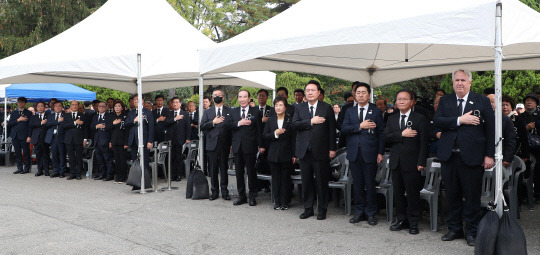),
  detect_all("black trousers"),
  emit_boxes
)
[95,142,114,178]
[207,142,229,195]
[441,152,484,237]
[49,138,66,175]
[269,161,292,207]
[66,143,83,177]
[234,148,258,199]
[299,151,330,211]
[12,138,31,171]
[112,145,127,182]
[34,141,50,174]
[171,143,186,179]
[350,151,378,217]
[392,164,423,225]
